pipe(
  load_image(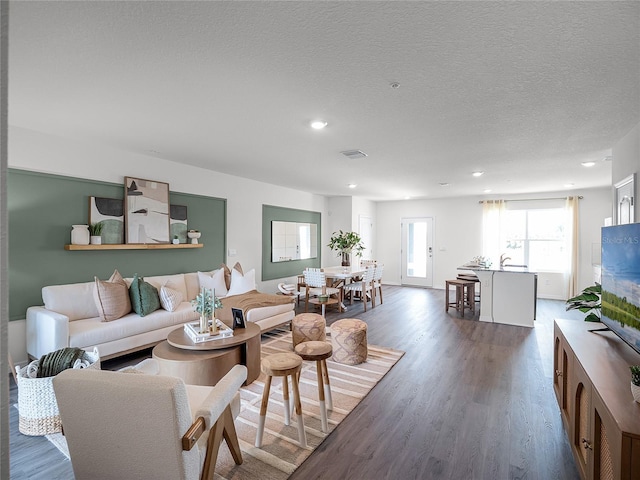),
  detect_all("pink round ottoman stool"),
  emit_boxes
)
[292,313,326,347]
[330,318,367,365]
